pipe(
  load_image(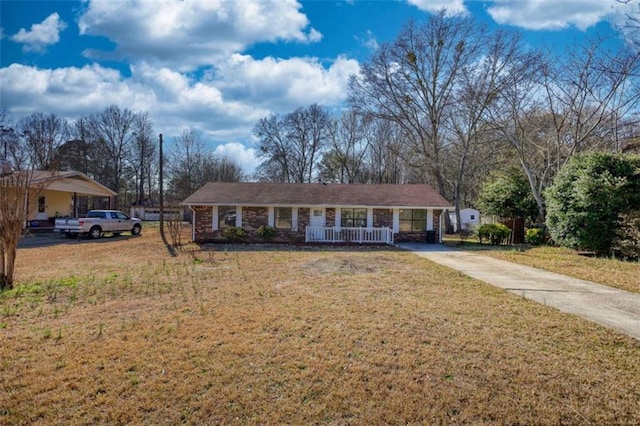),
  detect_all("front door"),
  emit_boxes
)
[35,196,48,220]
[310,208,325,227]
